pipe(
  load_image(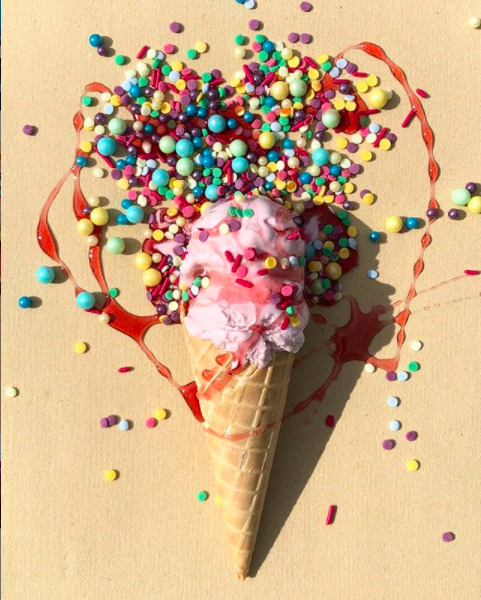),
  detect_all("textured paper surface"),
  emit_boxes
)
[2,1,481,598]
